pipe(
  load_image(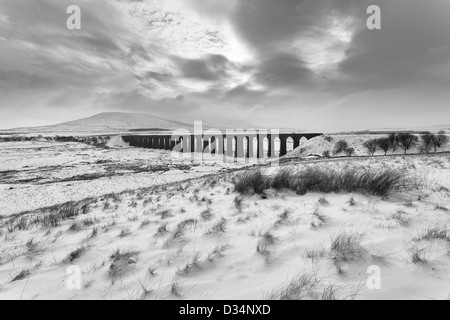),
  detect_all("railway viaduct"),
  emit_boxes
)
[122,132,322,158]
